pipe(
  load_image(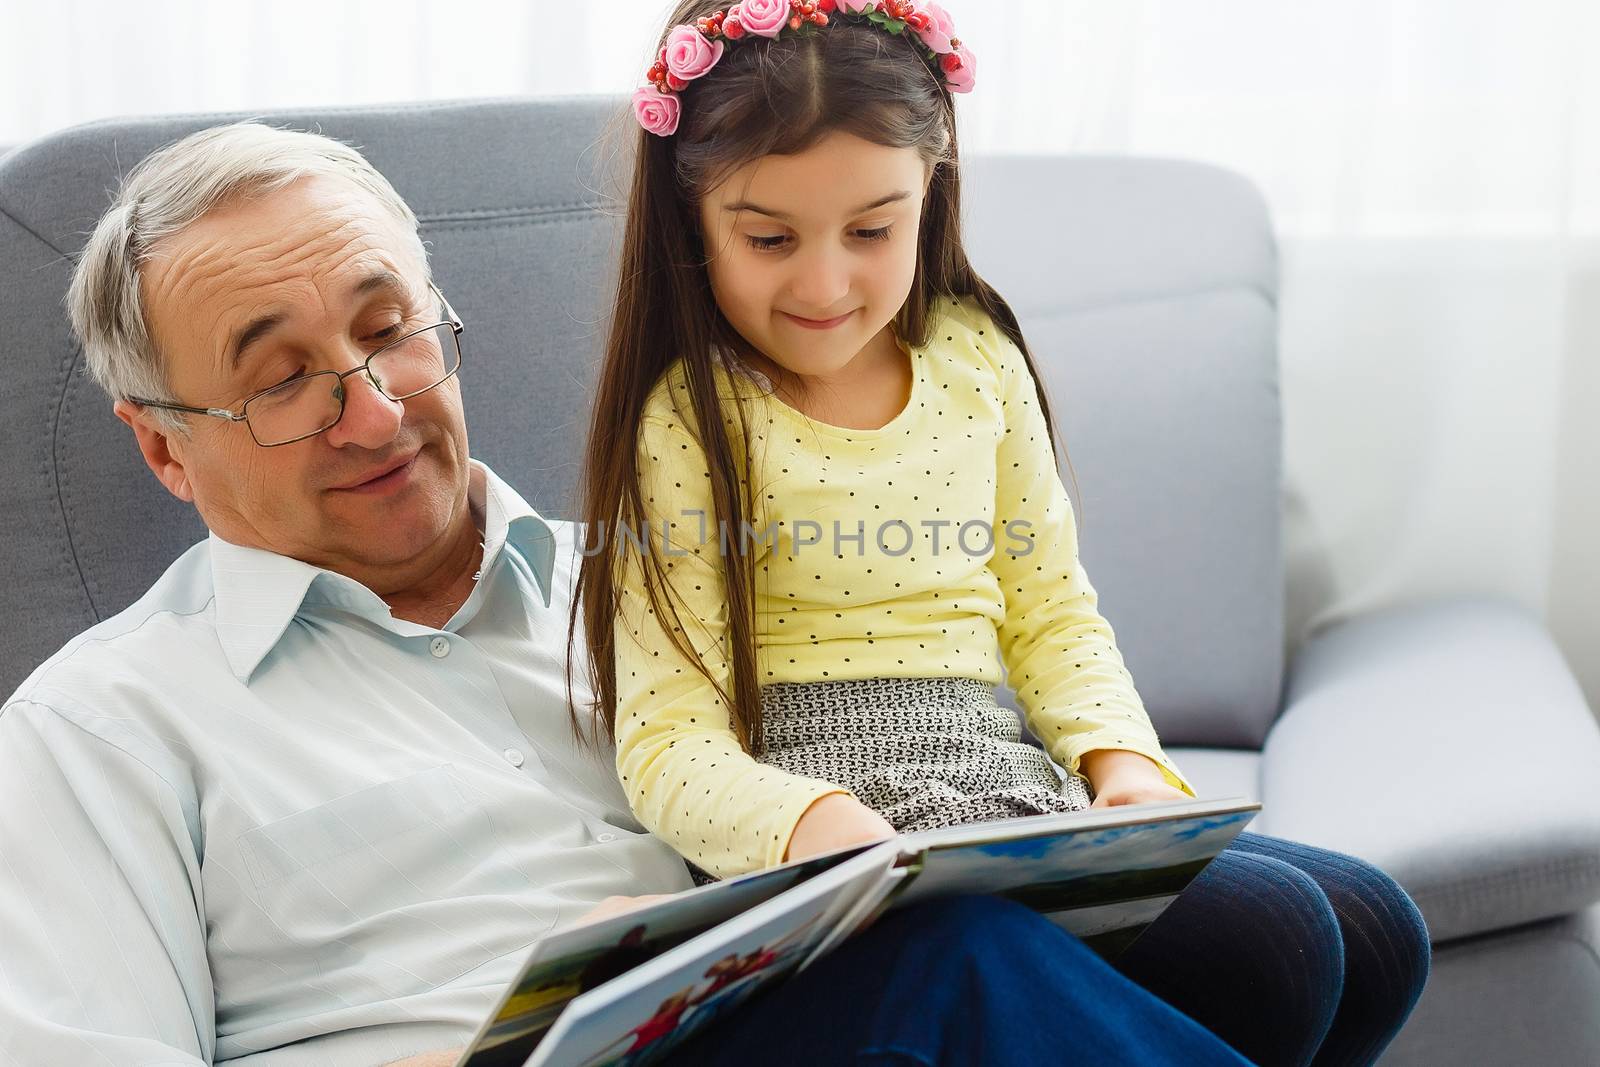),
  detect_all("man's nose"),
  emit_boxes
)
[322,364,404,450]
